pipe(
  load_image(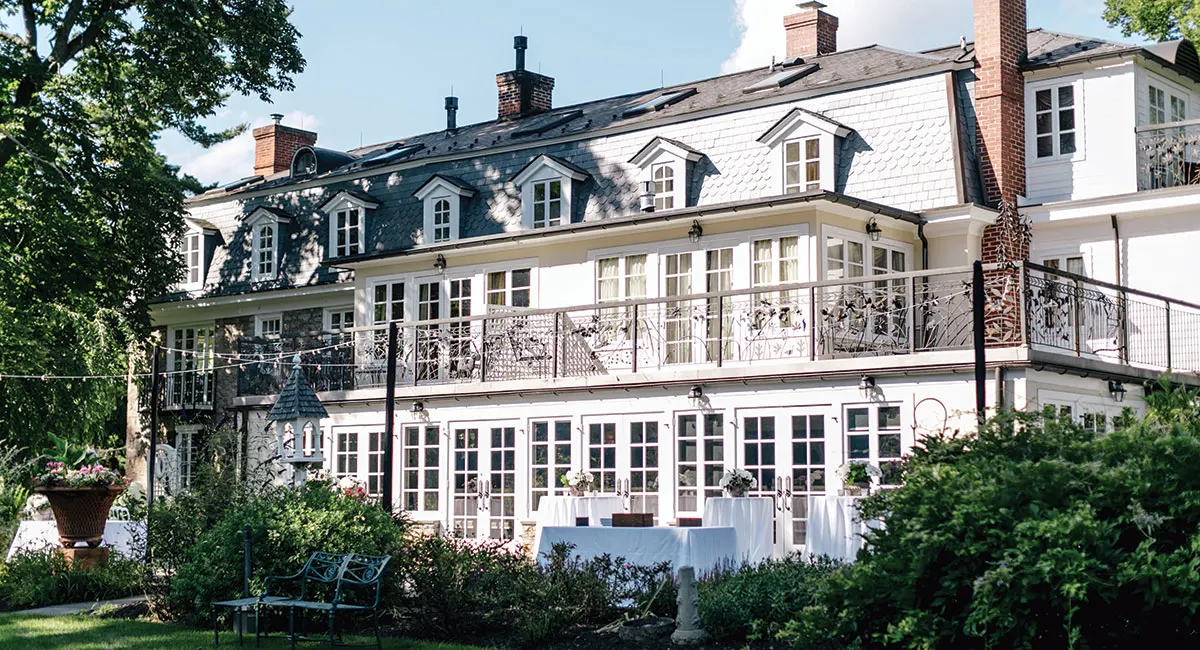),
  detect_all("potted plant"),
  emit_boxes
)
[719,469,758,498]
[31,434,127,548]
[836,462,881,496]
[561,470,595,497]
